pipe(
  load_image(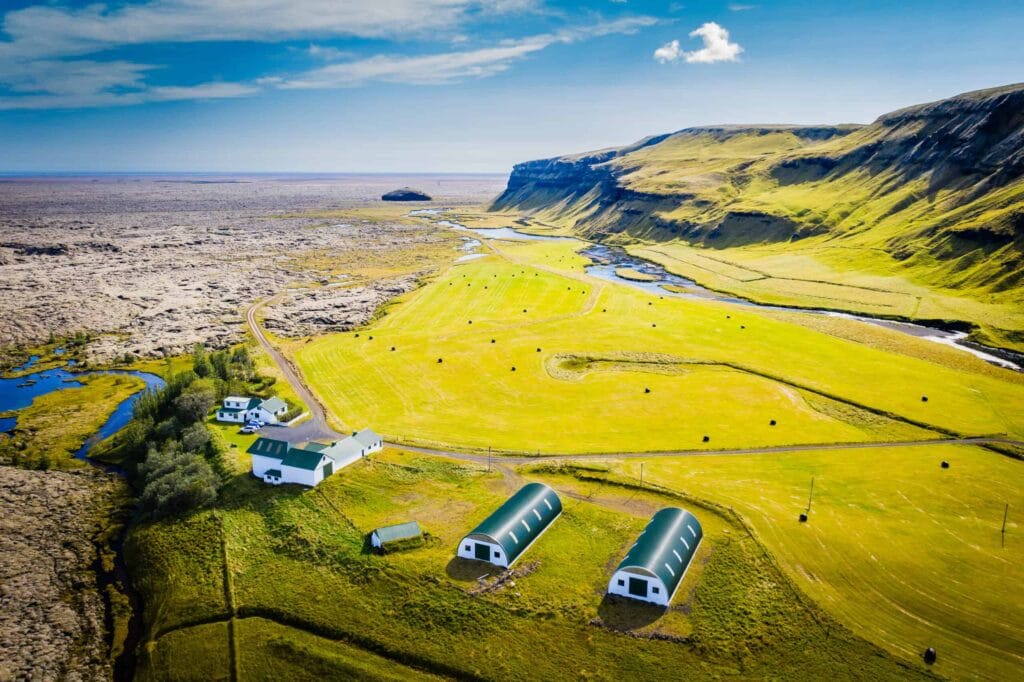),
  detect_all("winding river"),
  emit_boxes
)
[441,219,1023,371]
